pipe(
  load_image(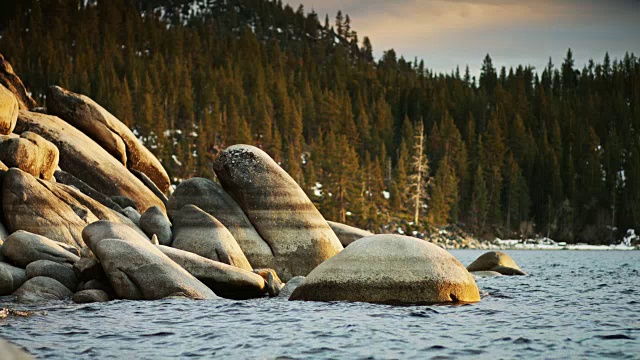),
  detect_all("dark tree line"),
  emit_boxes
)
[1,0,639,244]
